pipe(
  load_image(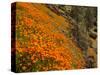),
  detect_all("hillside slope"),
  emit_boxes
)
[11,2,97,72]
